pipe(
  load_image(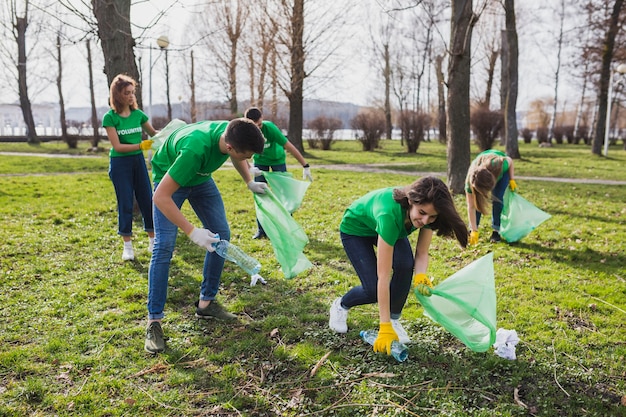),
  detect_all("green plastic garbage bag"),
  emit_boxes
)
[254,189,312,279]
[414,253,497,352]
[500,189,551,243]
[151,119,187,150]
[263,171,311,213]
